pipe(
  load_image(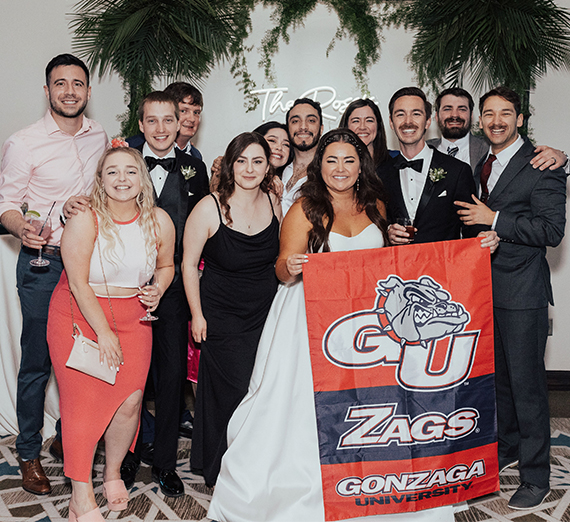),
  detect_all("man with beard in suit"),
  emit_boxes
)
[427,87,568,173]
[379,86,496,248]
[455,86,566,510]
[120,91,209,496]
